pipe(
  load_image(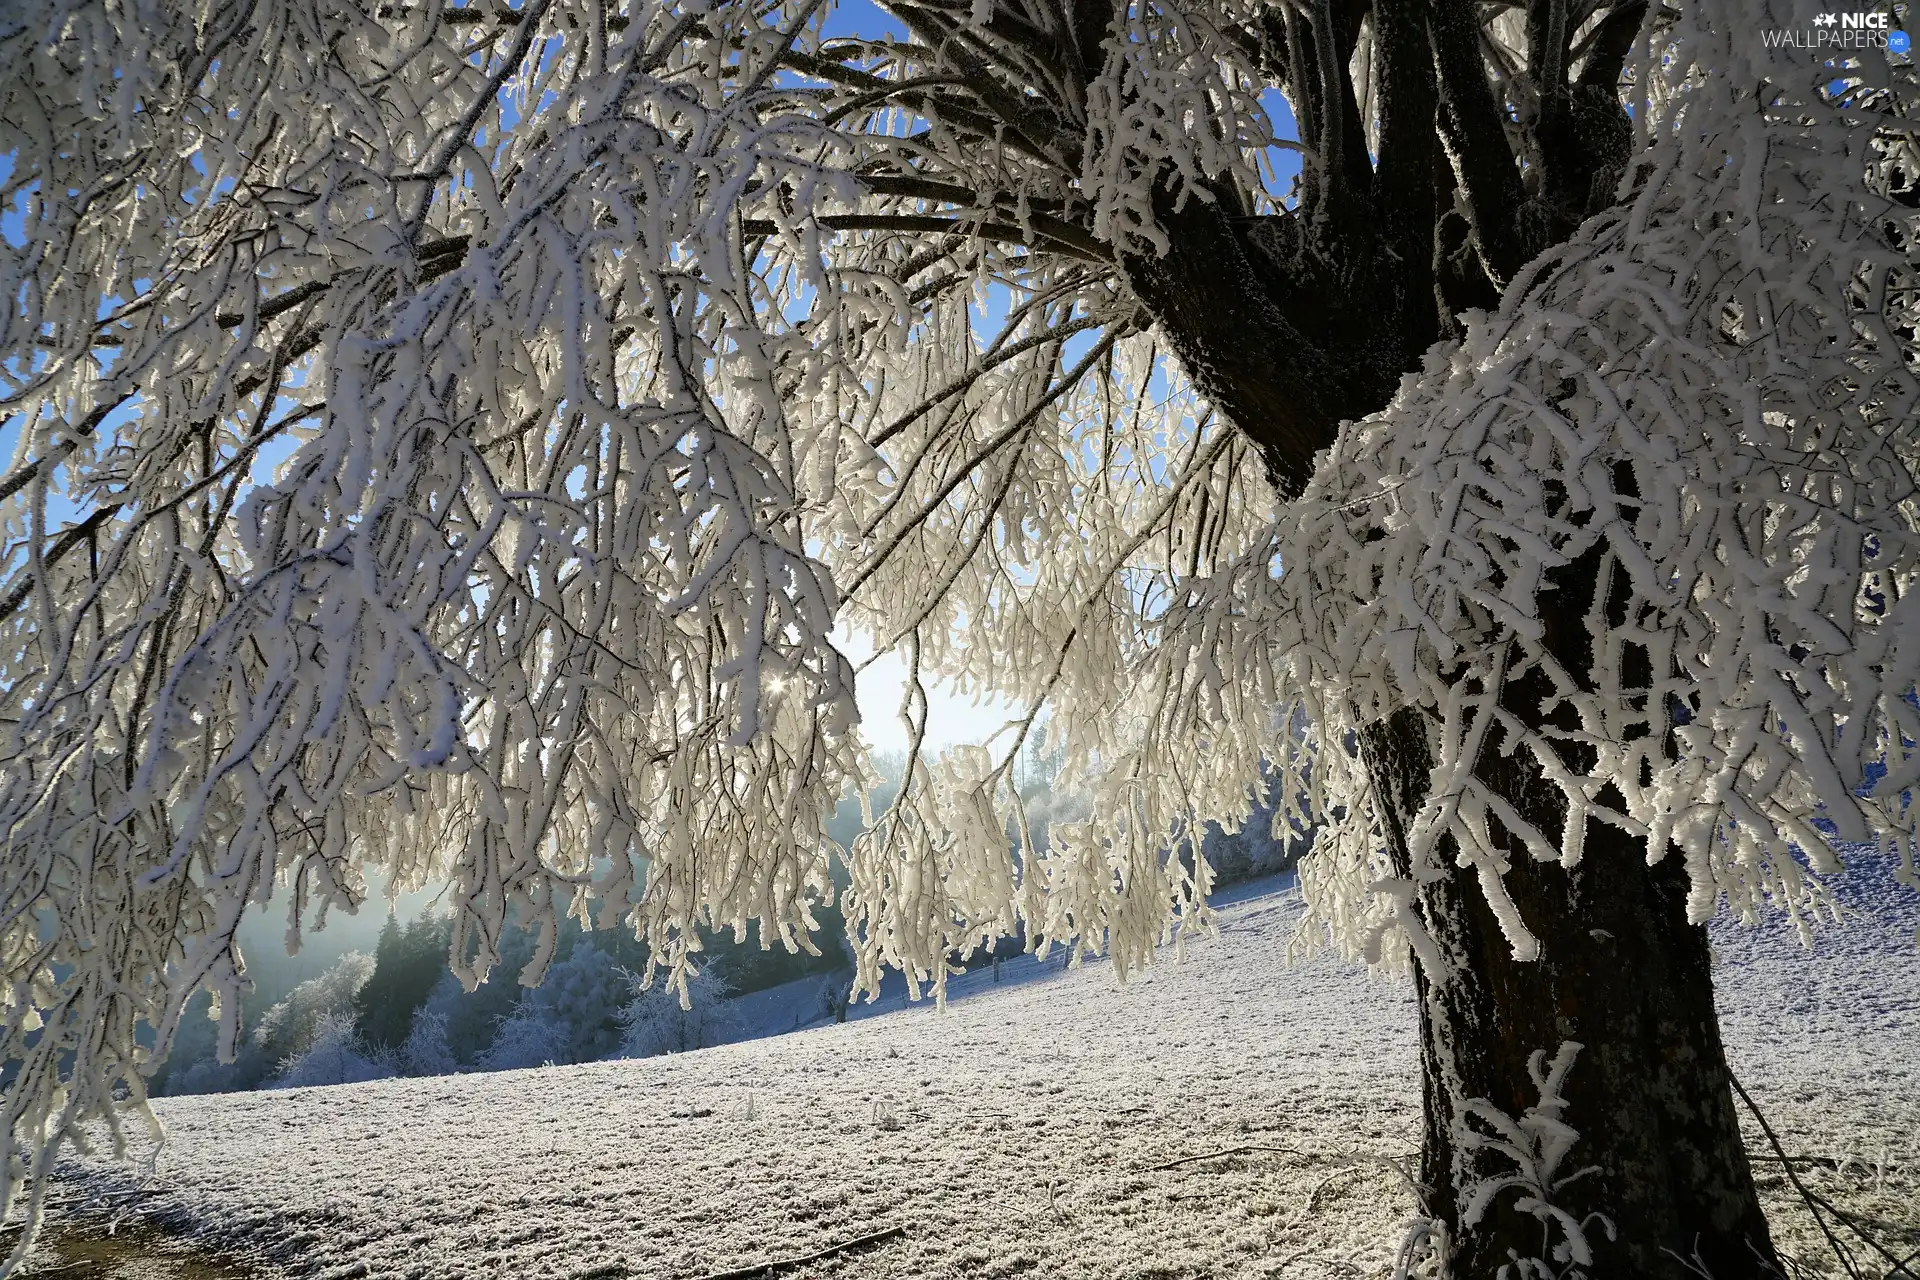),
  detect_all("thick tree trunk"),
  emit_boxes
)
[1361,707,1781,1278]
[1108,21,1774,1258]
